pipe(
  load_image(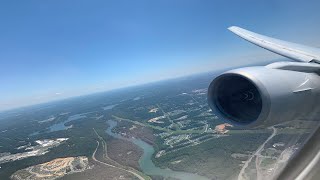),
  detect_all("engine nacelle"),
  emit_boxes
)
[208,66,320,128]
